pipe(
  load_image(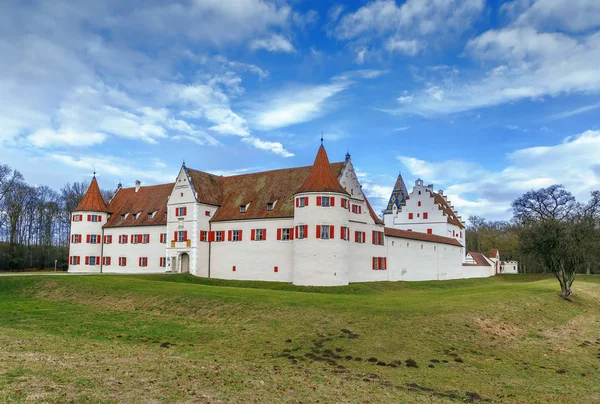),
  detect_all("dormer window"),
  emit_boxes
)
[240,205,247,214]
[267,202,274,211]
[148,211,155,219]
[120,213,127,220]
[133,212,141,220]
